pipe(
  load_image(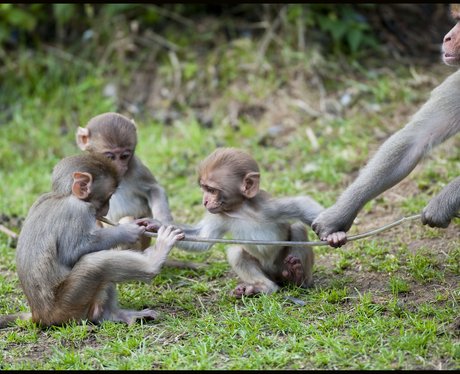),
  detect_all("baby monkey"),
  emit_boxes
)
[1,154,183,328]
[76,112,173,249]
[172,148,339,297]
